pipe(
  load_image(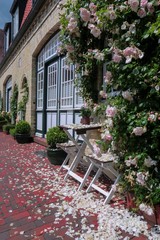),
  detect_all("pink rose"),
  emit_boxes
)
[123,47,133,57]
[147,2,154,13]
[65,44,74,53]
[80,8,91,22]
[132,126,147,136]
[105,134,113,141]
[106,106,117,118]
[99,90,107,99]
[104,71,112,83]
[128,0,139,12]
[112,53,122,63]
[90,27,101,38]
[140,0,148,7]
[136,172,148,186]
[67,18,78,32]
[88,24,101,38]
[122,90,133,101]
[89,3,97,12]
[109,11,117,20]
[137,8,147,18]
